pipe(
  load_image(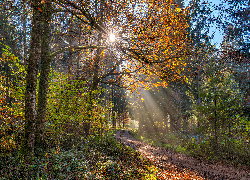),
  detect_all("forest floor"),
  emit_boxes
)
[114,129,250,180]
